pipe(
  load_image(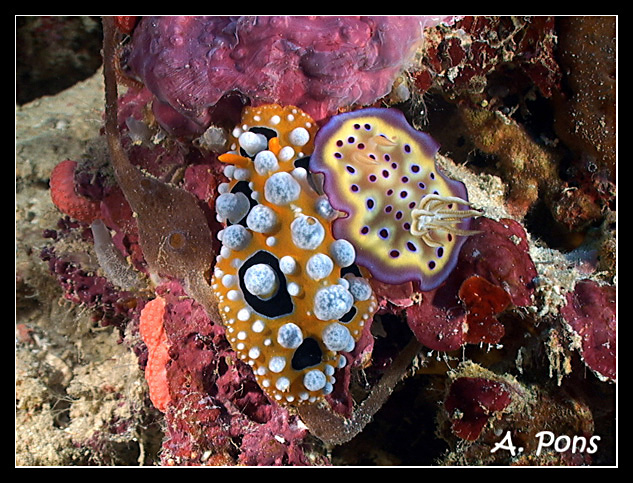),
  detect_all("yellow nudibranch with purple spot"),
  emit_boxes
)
[212,104,378,405]
[311,107,481,290]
